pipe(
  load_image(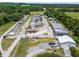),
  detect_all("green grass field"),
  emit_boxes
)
[65,12,79,19]
[31,11,44,15]
[0,22,15,35]
[14,39,28,57]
